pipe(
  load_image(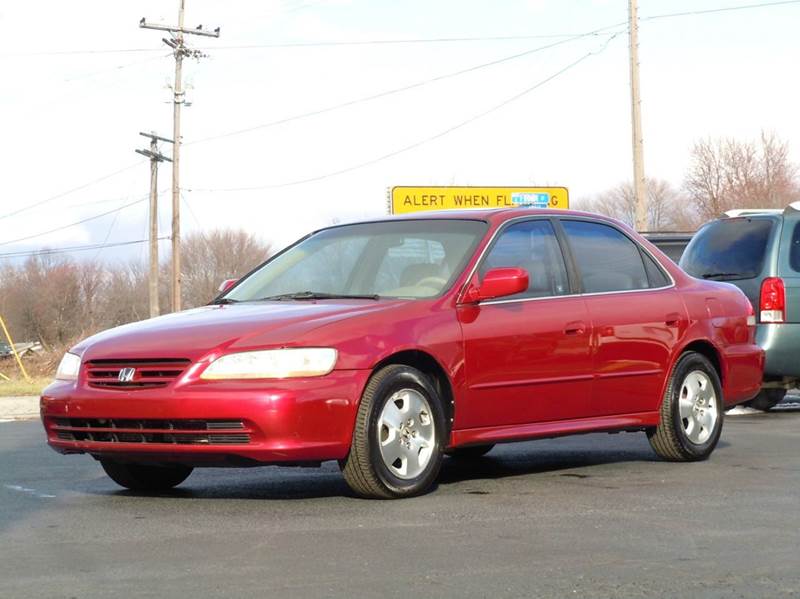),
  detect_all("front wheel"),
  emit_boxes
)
[745,389,786,412]
[100,460,193,492]
[647,351,724,461]
[341,365,447,499]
